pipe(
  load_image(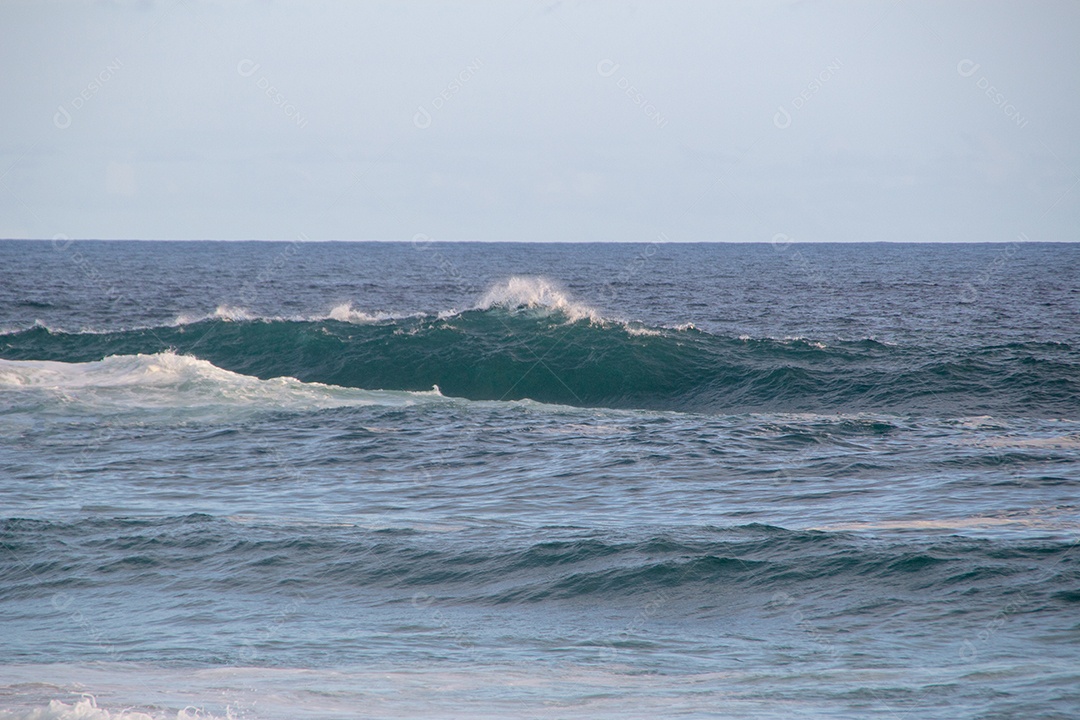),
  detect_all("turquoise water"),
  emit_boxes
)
[1,241,1078,718]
